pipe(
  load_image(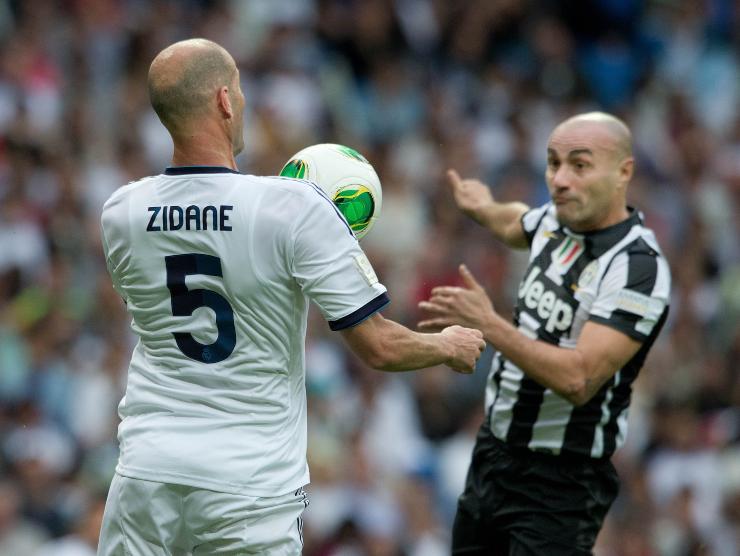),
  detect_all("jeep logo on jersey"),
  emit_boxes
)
[518,266,573,333]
